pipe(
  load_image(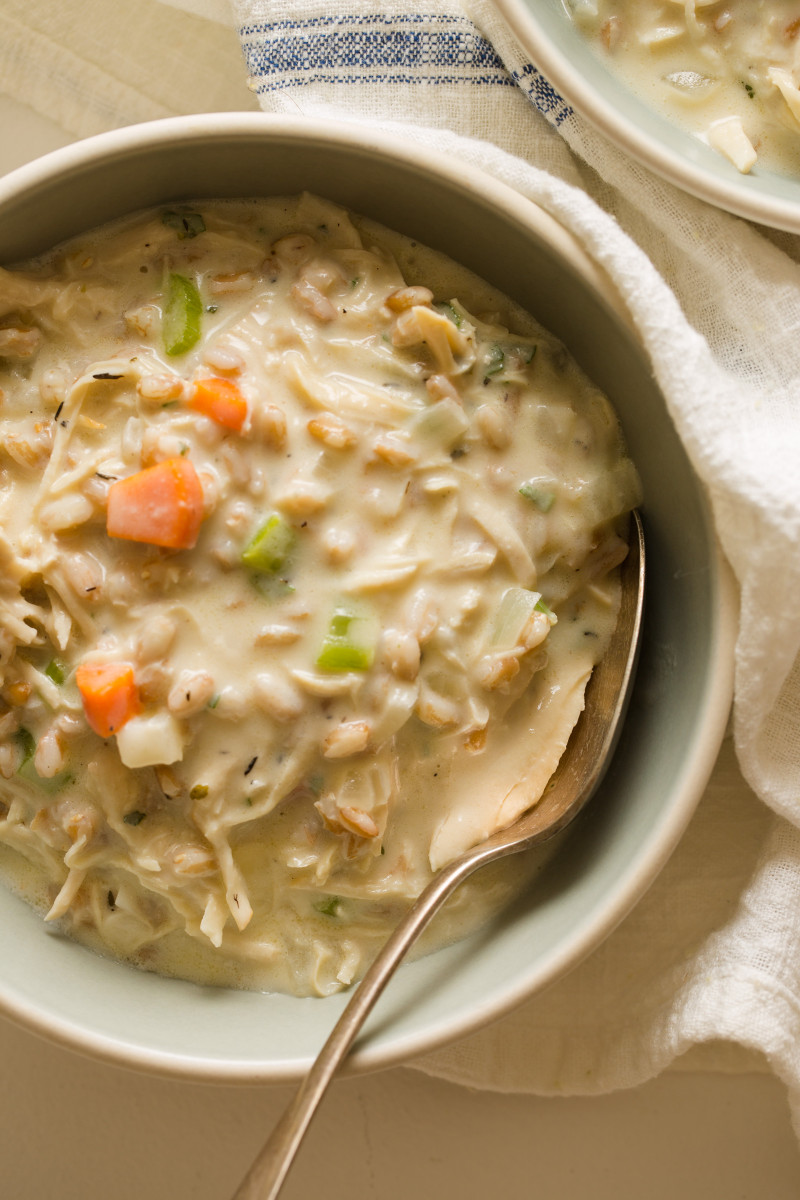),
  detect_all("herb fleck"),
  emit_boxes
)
[14,728,35,766]
[161,209,206,239]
